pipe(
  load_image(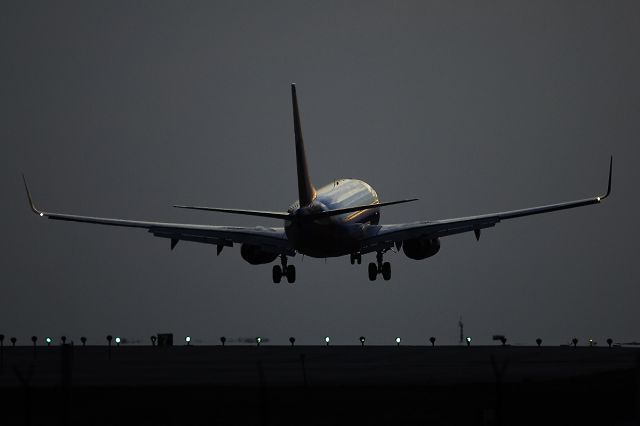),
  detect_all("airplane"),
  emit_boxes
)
[23,84,612,283]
